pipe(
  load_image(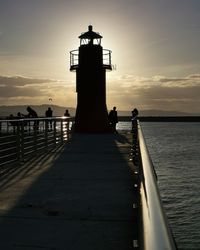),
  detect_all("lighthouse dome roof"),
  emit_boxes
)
[79,25,102,39]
